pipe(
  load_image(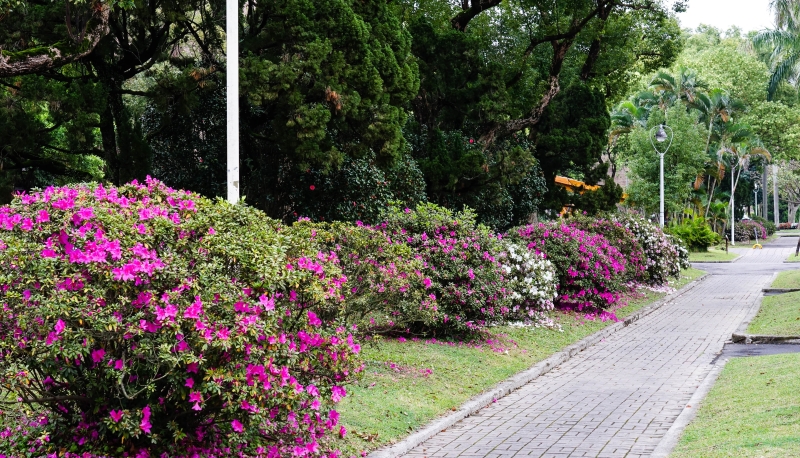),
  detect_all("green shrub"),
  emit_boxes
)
[667,216,720,252]
[0,179,361,456]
